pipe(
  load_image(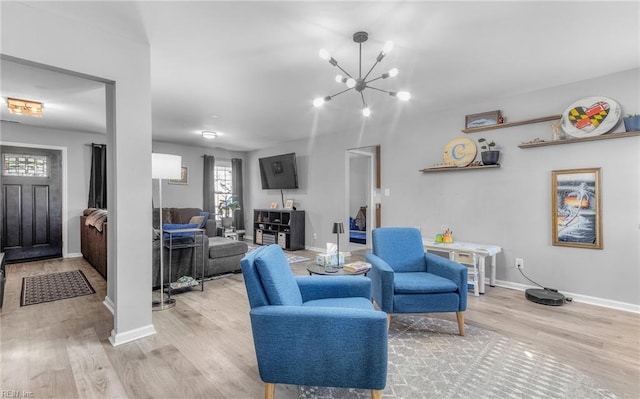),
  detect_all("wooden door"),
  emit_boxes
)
[0,145,63,263]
